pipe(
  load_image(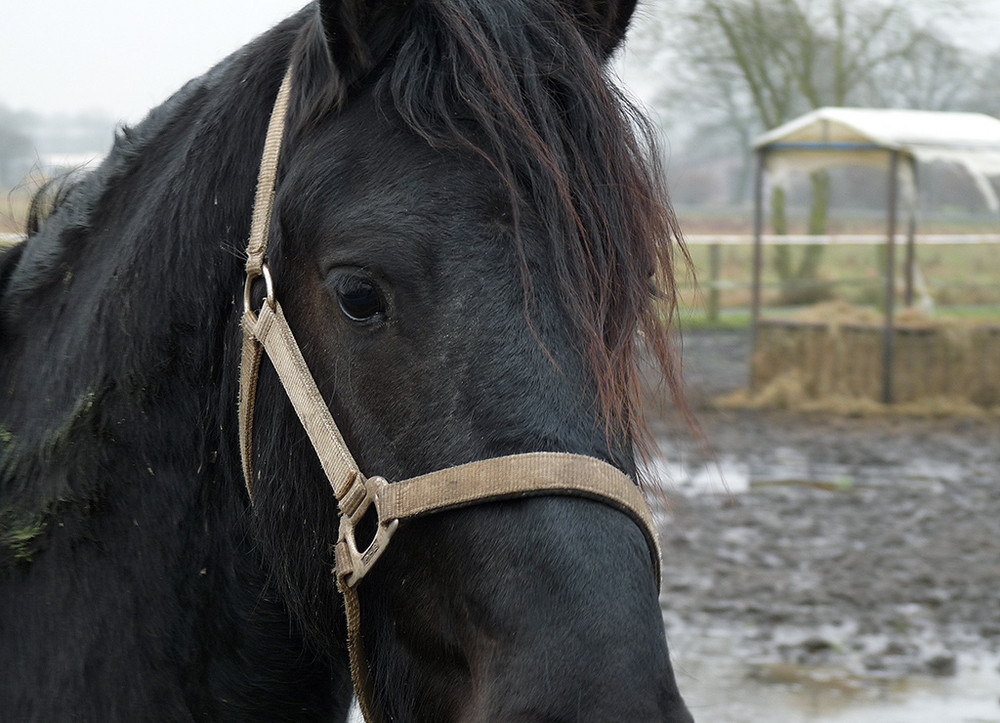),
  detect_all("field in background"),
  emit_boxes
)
[677,205,1000,236]
[1,185,32,236]
[5,187,998,326]
[674,206,1000,328]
